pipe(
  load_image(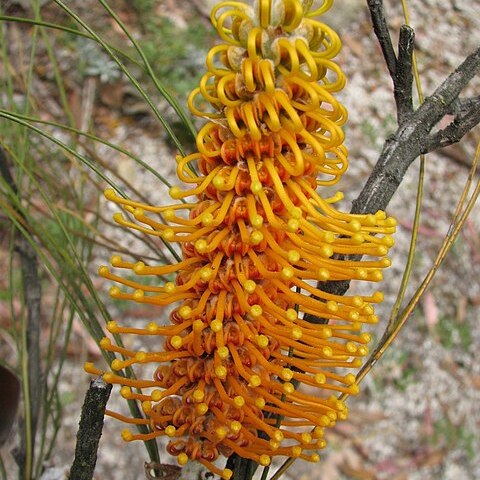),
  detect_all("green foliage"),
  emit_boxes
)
[432,417,475,459]
[0,2,479,480]
[44,210,90,247]
[435,316,472,351]
[133,0,214,99]
[0,289,12,301]
[392,352,418,391]
[74,37,122,83]
[373,349,419,392]
[357,113,393,148]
